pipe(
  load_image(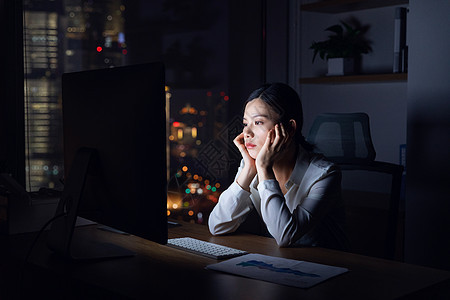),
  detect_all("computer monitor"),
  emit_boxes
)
[47,62,168,260]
